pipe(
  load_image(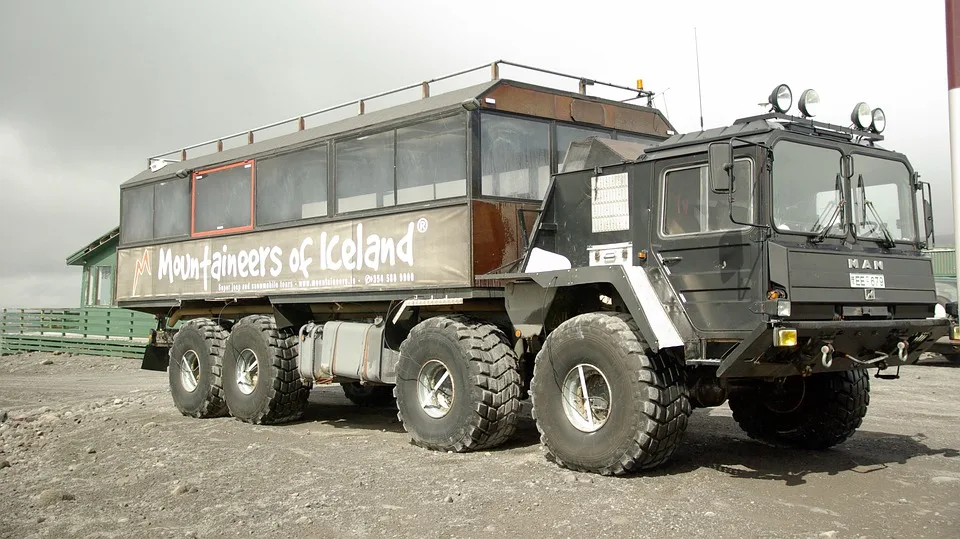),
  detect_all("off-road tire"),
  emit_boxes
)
[728,369,870,449]
[341,382,396,407]
[222,315,312,424]
[394,315,521,452]
[168,318,229,418]
[531,312,691,475]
